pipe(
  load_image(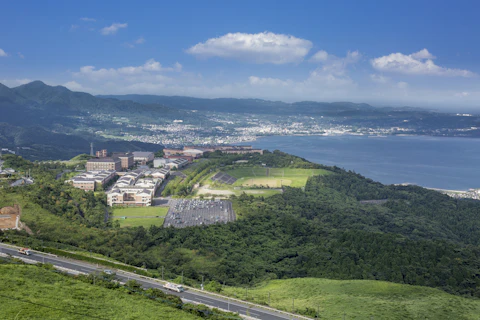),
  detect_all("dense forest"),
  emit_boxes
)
[1,152,480,298]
